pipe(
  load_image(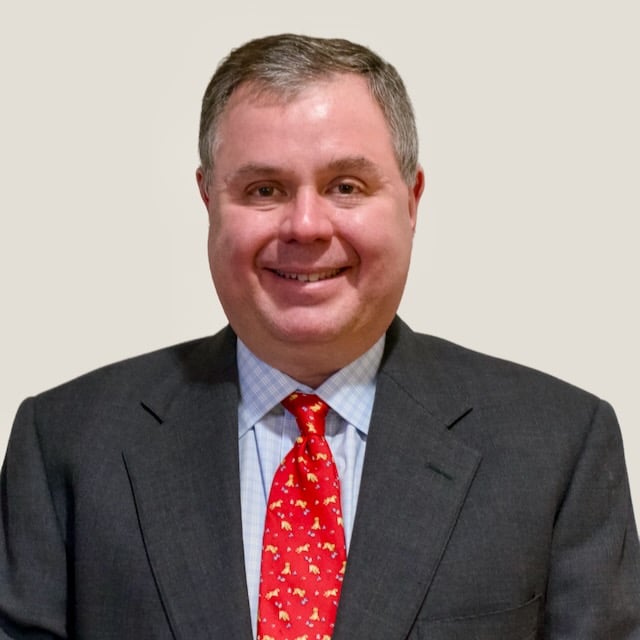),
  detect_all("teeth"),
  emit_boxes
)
[275,268,342,282]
